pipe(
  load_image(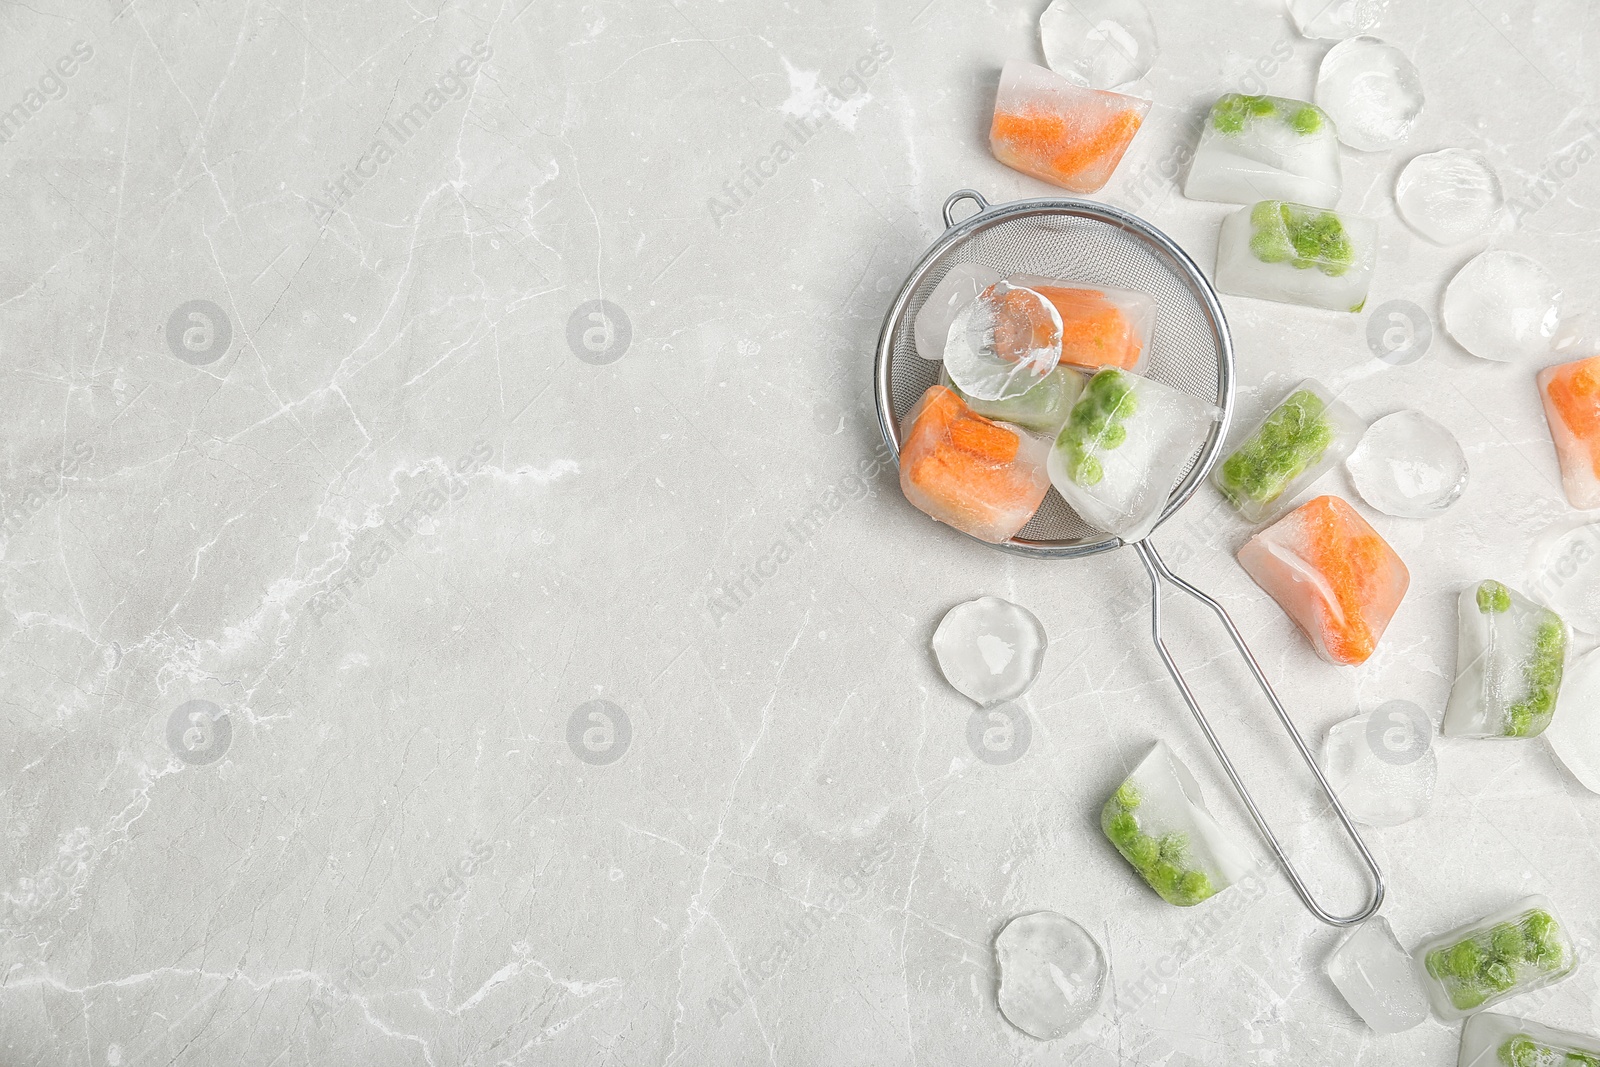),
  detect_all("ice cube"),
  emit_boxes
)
[1237,495,1409,666]
[993,911,1107,1039]
[1287,0,1388,39]
[944,281,1063,402]
[1416,896,1578,1020]
[1444,580,1568,739]
[1443,251,1562,364]
[1537,354,1600,509]
[941,364,1085,437]
[1322,700,1437,827]
[1185,94,1341,209]
[1047,367,1220,542]
[932,596,1047,706]
[1529,524,1600,635]
[1215,201,1377,313]
[990,60,1150,193]
[914,263,1004,362]
[1345,411,1469,518]
[1314,36,1424,151]
[1326,915,1430,1033]
[1548,650,1600,793]
[1037,0,1158,90]
[898,385,1052,544]
[1100,741,1253,907]
[1395,149,1504,246]
[1214,379,1365,522]
[1458,1011,1600,1067]
[1006,273,1156,372]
